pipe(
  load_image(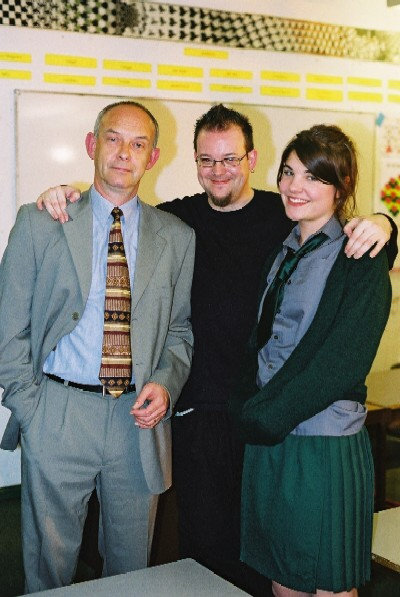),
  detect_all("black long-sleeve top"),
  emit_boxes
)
[158,190,397,411]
